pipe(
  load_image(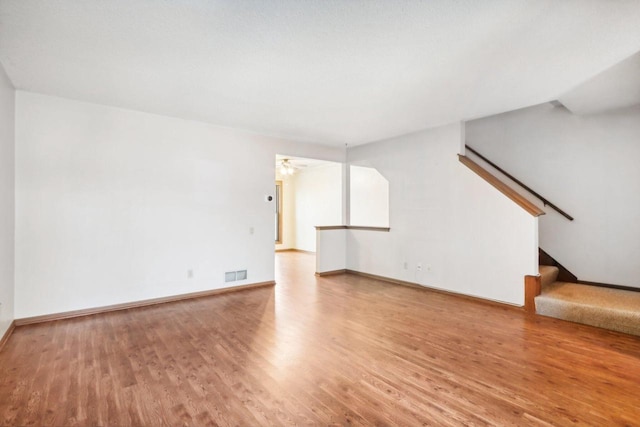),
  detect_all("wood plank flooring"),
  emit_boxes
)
[1,251,640,426]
